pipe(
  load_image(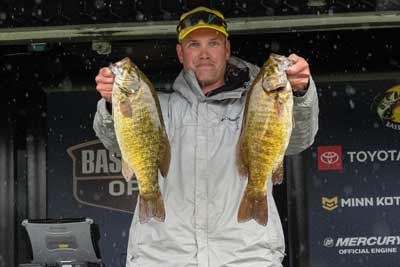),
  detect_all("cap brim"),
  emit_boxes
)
[179,25,228,42]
